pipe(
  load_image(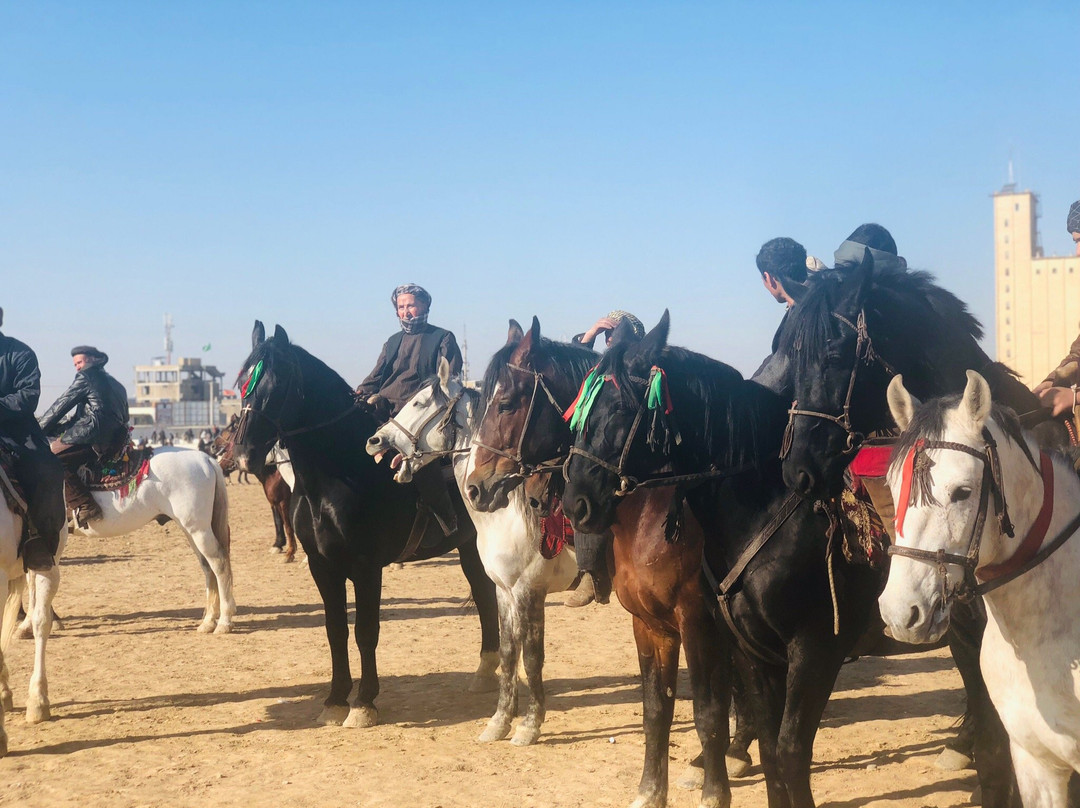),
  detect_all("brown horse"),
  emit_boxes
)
[214,422,298,562]
[465,317,747,808]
